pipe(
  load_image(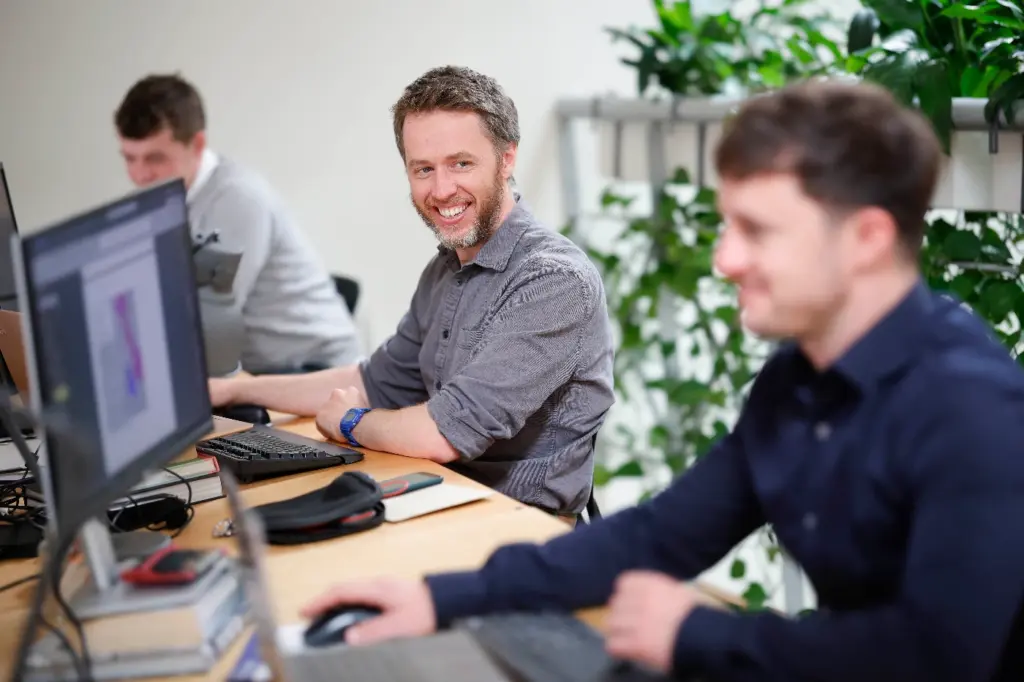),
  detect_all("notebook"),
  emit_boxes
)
[382,483,493,522]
